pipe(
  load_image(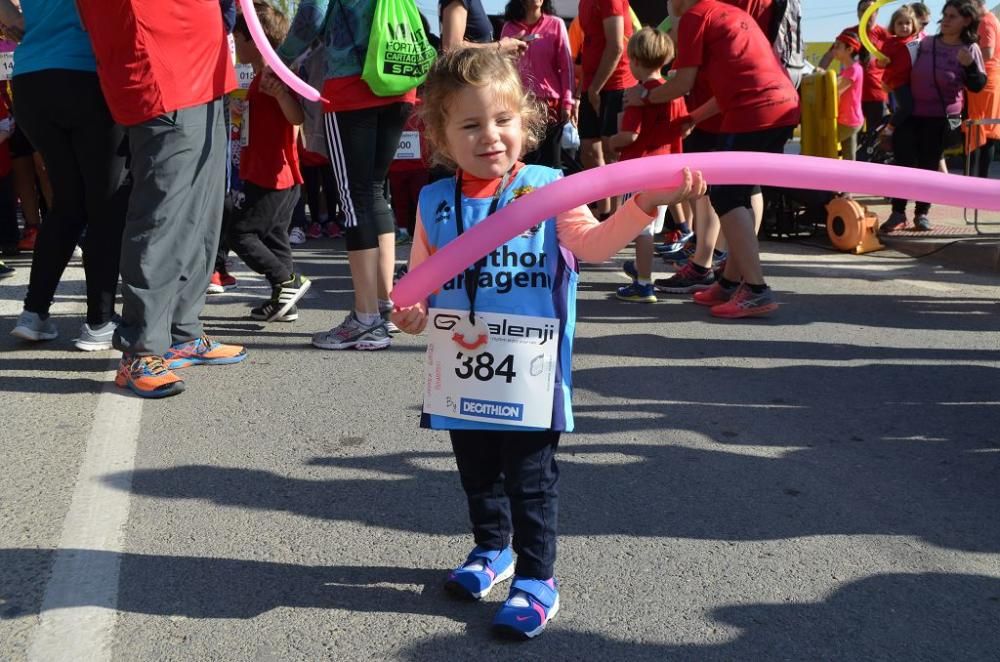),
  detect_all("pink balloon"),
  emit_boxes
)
[238,0,326,103]
[392,152,1000,307]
